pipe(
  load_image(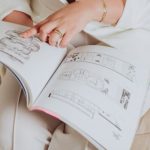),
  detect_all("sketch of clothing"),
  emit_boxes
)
[0,30,40,63]
[120,89,130,110]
